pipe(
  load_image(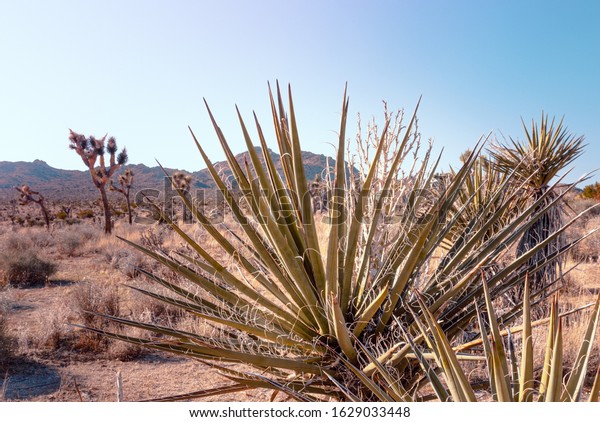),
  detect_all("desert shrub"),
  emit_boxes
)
[0,307,15,366]
[570,215,600,262]
[56,210,68,220]
[76,209,94,219]
[70,282,143,359]
[0,249,57,287]
[111,250,146,279]
[71,282,121,352]
[1,231,33,252]
[581,182,600,200]
[28,228,55,249]
[54,225,98,257]
[56,231,83,257]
